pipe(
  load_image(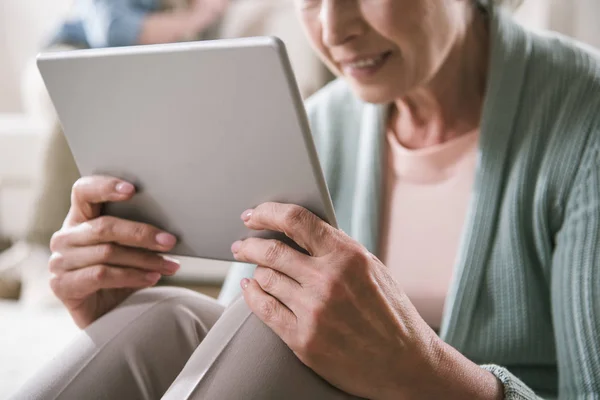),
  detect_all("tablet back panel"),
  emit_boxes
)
[37,37,336,261]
